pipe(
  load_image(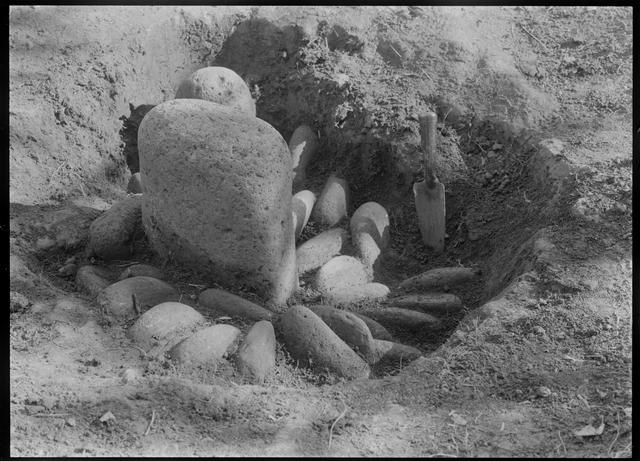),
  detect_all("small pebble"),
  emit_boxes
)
[36,237,56,251]
[532,326,546,335]
[536,386,552,398]
[66,417,76,427]
[58,263,78,277]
